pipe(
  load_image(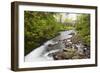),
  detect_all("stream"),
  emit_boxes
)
[25,30,88,62]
